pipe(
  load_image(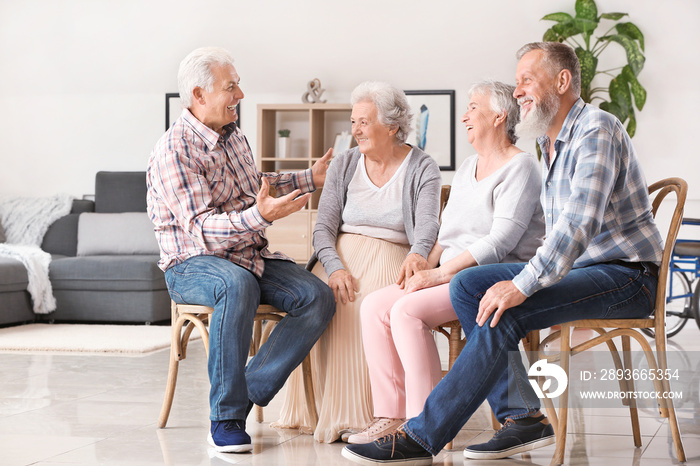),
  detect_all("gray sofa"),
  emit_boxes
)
[0,171,170,325]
